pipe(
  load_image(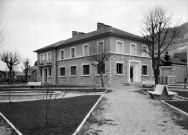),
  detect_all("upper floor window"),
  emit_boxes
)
[142,65,148,75]
[117,63,123,74]
[116,41,124,54]
[97,41,104,54]
[40,69,43,76]
[83,65,90,75]
[71,66,76,75]
[44,54,47,61]
[130,43,136,55]
[48,53,51,63]
[60,67,65,76]
[83,44,89,56]
[142,45,148,57]
[40,55,43,63]
[60,50,65,60]
[70,47,76,58]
